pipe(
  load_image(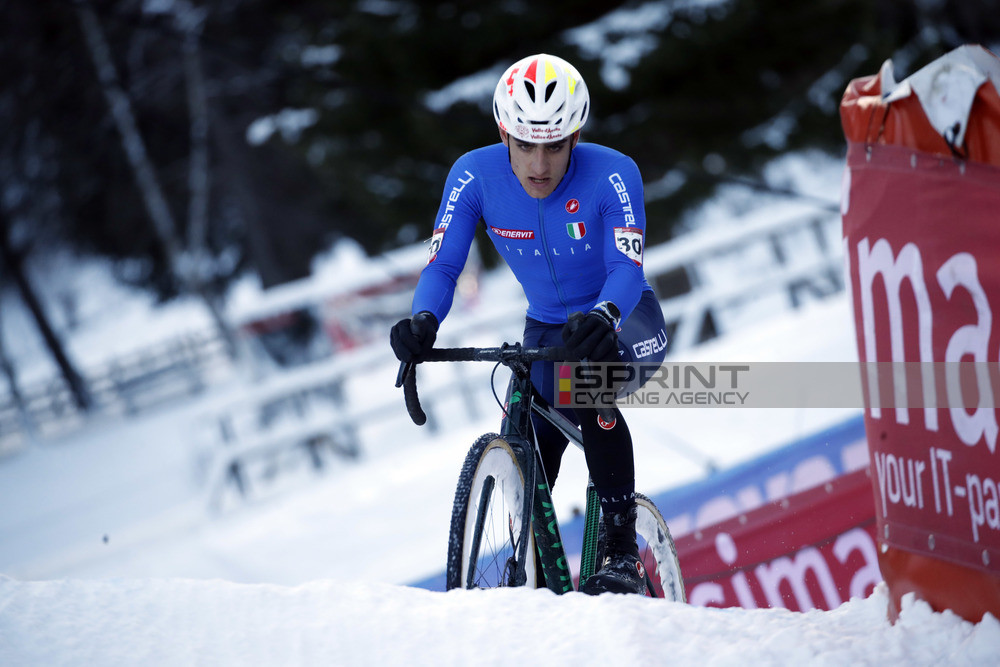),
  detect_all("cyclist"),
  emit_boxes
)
[390,54,668,595]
